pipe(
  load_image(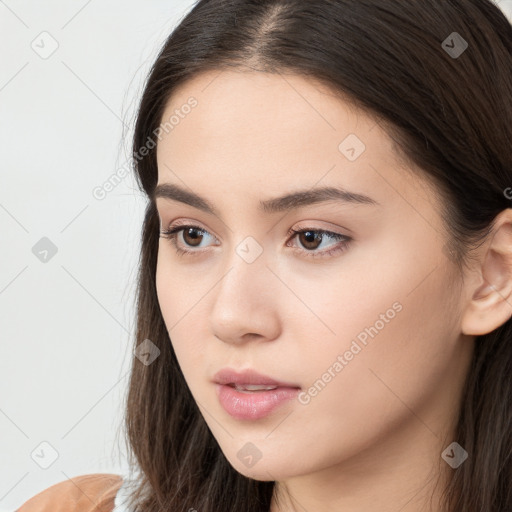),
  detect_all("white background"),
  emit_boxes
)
[1,1,512,511]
